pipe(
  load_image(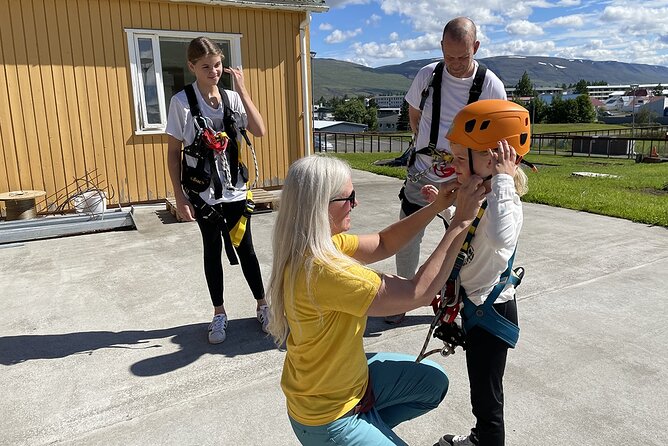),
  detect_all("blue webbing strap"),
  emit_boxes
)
[462,250,521,348]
